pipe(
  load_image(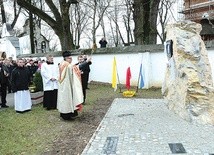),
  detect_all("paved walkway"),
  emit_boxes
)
[81,98,214,155]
